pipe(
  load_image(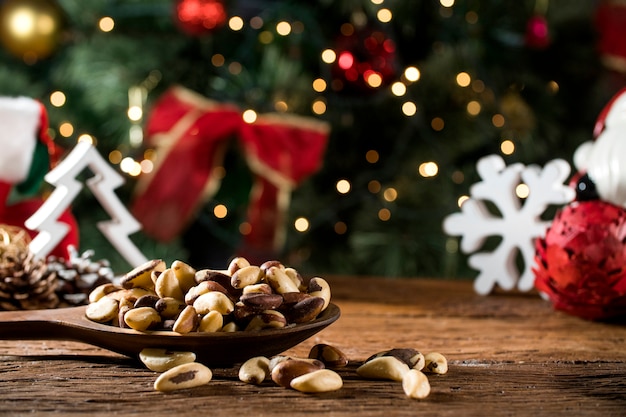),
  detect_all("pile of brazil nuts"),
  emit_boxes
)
[85,257,331,332]
[139,343,448,397]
